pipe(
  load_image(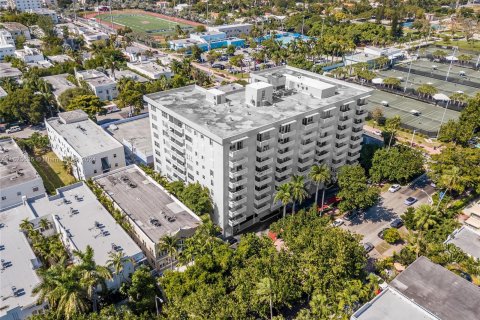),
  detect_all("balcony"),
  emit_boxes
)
[229,147,249,158]
[332,159,346,169]
[318,134,333,144]
[278,130,296,140]
[352,128,364,137]
[170,135,185,148]
[256,137,275,148]
[339,117,353,127]
[321,115,335,126]
[335,134,349,144]
[316,142,330,153]
[253,203,270,214]
[348,152,361,161]
[352,120,364,129]
[335,143,348,154]
[277,139,295,149]
[298,158,314,168]
[229,167,248,179]
[277,149,294,159]
[255,166,273,178]
[256,148,274,158]
[301,130,317,141]
[277,158,293,168]
[333,150,347,161]
[337,125,350,134]
[256,157,274,167]
[229,156,248,168]
[303,122,318,131]
[254,194,271,206]
[355,109,368,119]
[275,167,292,179]
[350,143,362,153]
[256,185,272,196]
[229,177,247,189]
[169,122,183,133]
[300,140,315,151]
[255,176,273,187]
[229,187,247,198]
[228,214,247,227]
[315,150,330,161]
[274,176,291,187]
[229,196,247,208]
[229,205,247,217]
[300,149,315,159]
